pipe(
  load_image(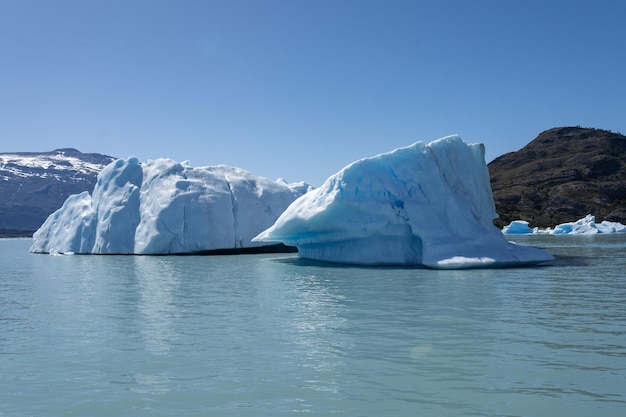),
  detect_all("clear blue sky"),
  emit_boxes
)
[2,0,625,186]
